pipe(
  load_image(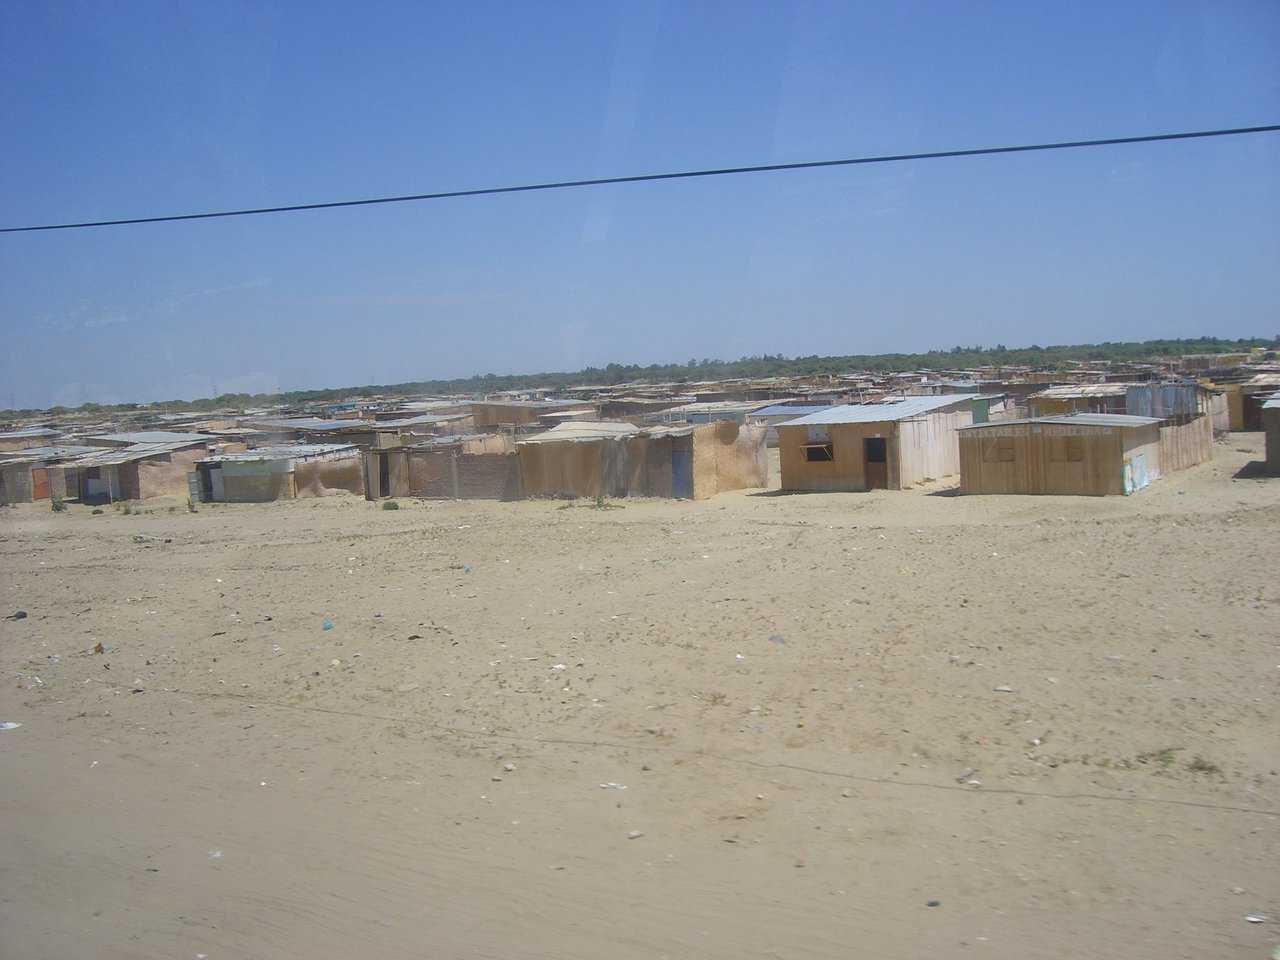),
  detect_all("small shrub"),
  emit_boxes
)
[1187,756,1222,776]
[168,506,176,513]
[382,500,400,510]
[121,503,132,515]
[91,508,104,515]
[50,496,66,513]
